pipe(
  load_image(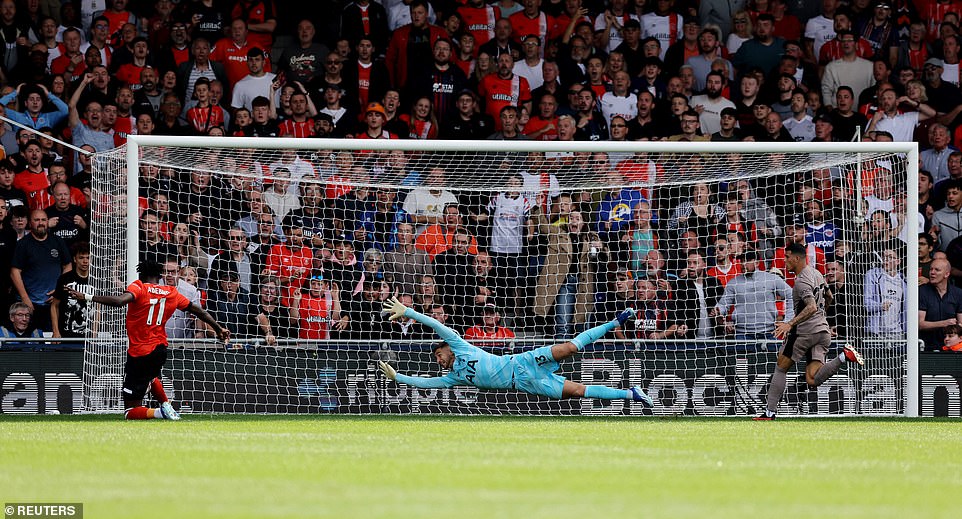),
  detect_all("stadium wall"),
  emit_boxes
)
[4,348,959,416]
